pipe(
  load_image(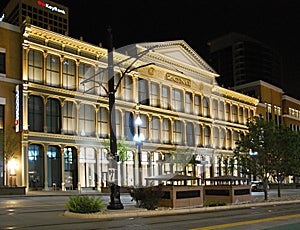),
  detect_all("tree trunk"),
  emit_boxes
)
[263,177,268,200]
